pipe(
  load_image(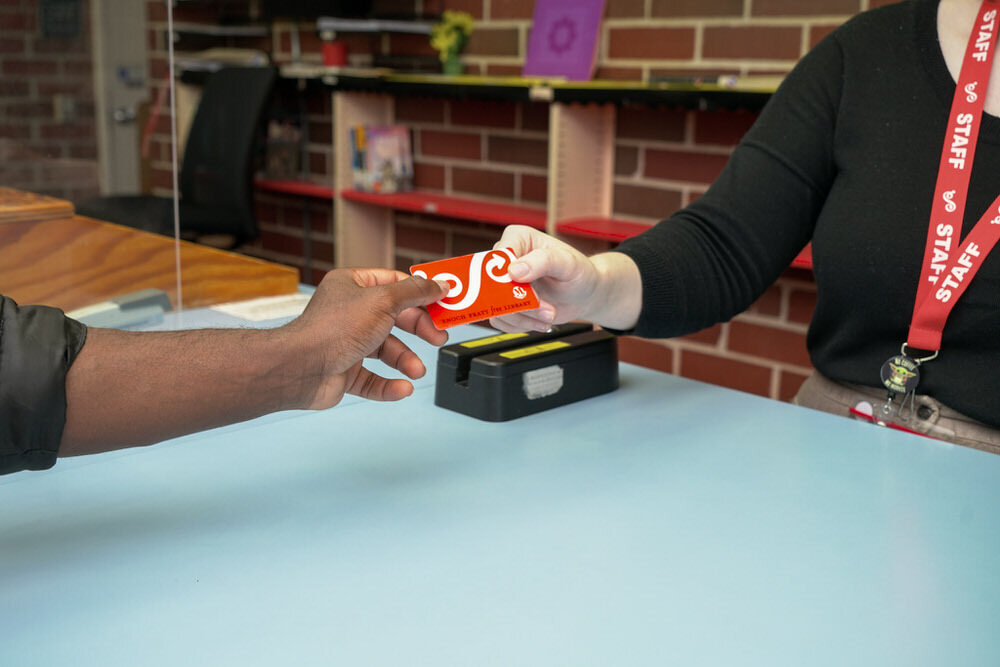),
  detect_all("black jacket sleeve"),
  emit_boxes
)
[0,295,87,474]
[614,32,844,338]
